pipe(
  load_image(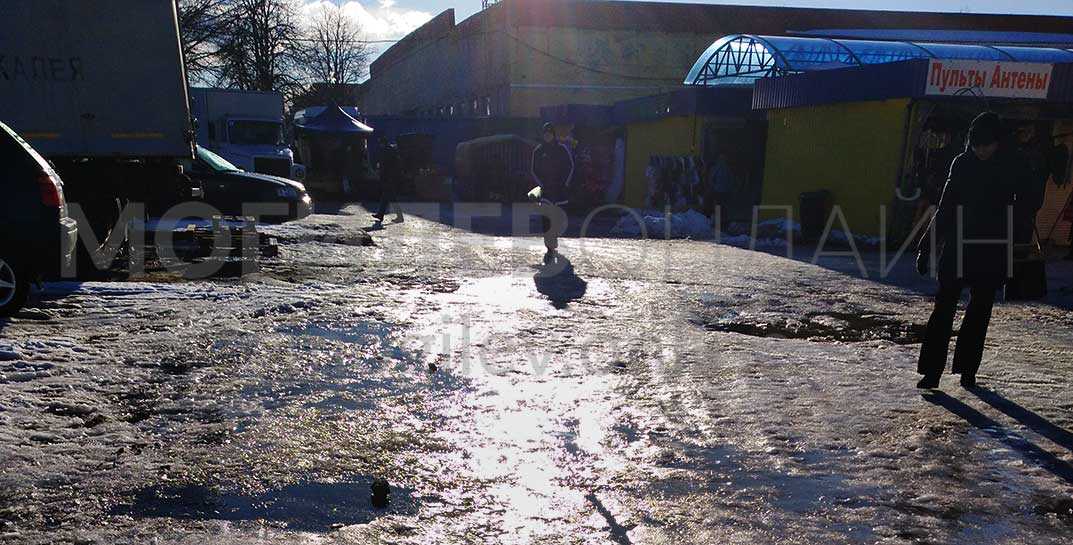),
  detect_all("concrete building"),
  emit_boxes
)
[362,0,1073,118]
